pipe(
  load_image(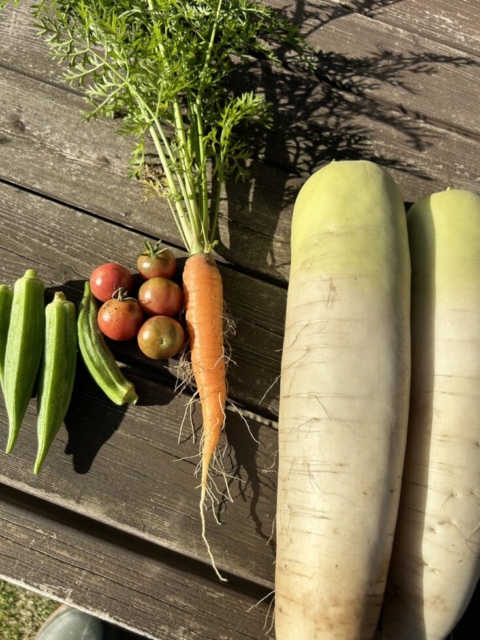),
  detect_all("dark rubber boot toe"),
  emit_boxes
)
[35,605,106,640]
